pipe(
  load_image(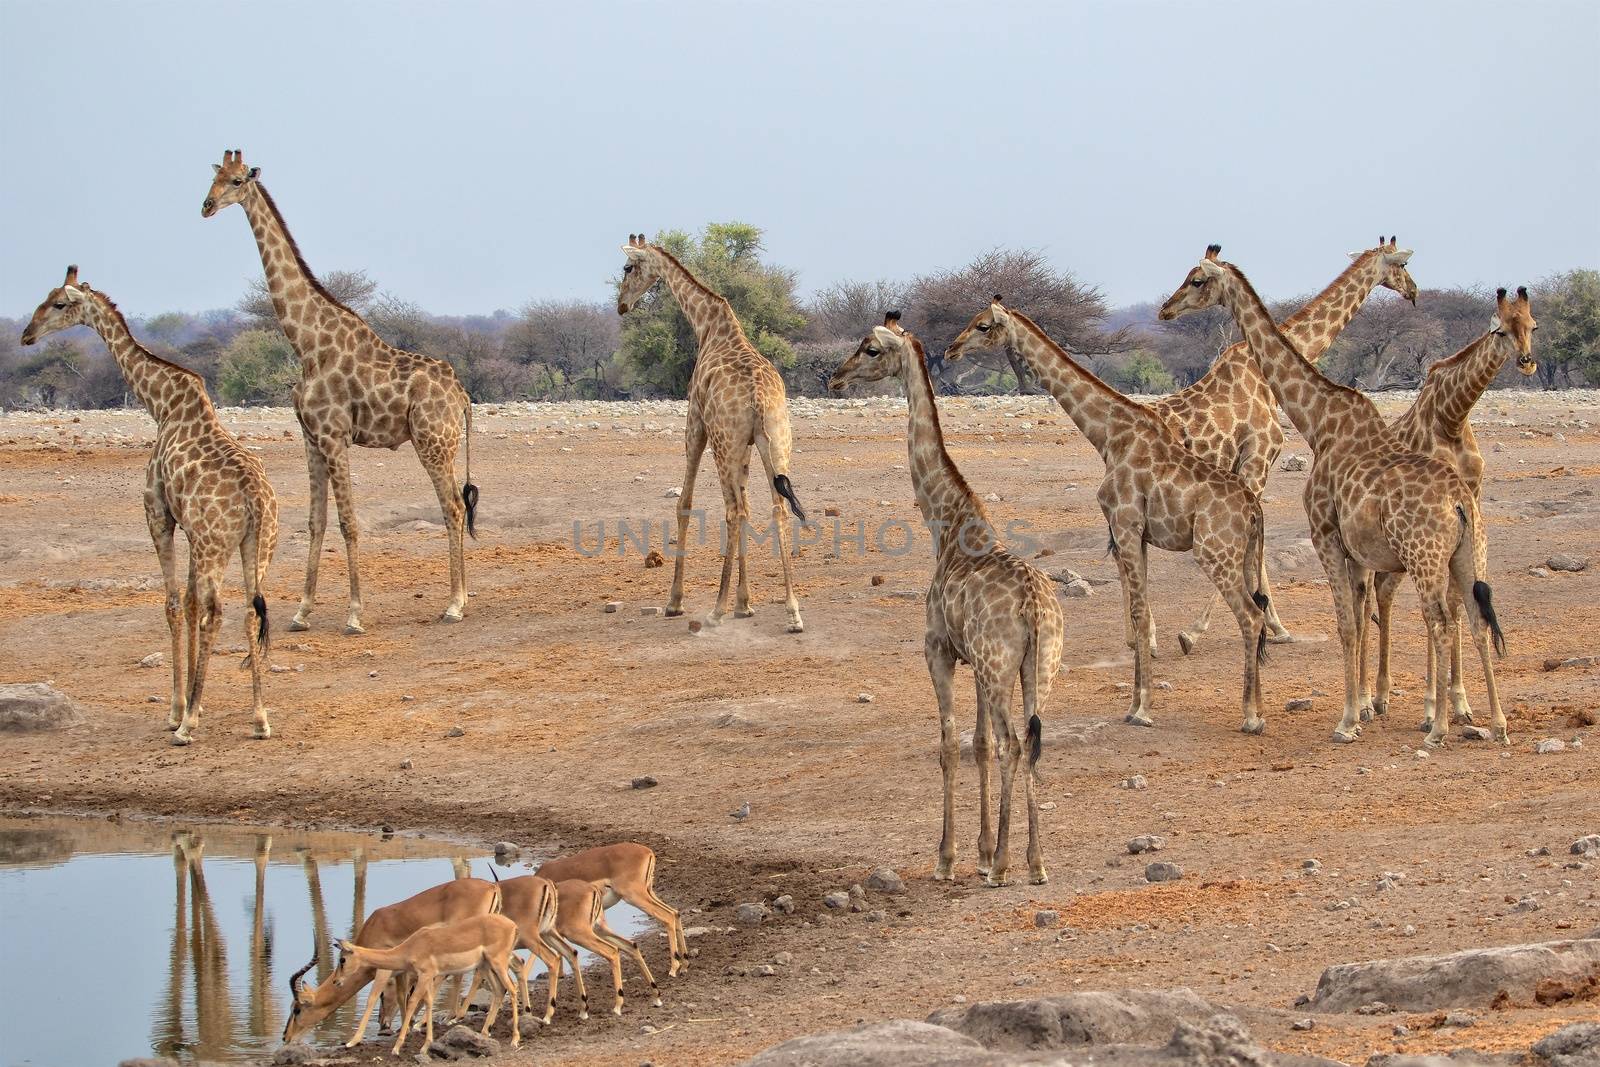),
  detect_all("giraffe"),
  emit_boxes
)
[201,150,476,635]
[1160,246,1507,746]
[615,234,805,632]
[829,313,1062,886]
[21,267,278,745]
[947,299,1270,736]
[1155,238,1419,653]
[1368,287,1536,735]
